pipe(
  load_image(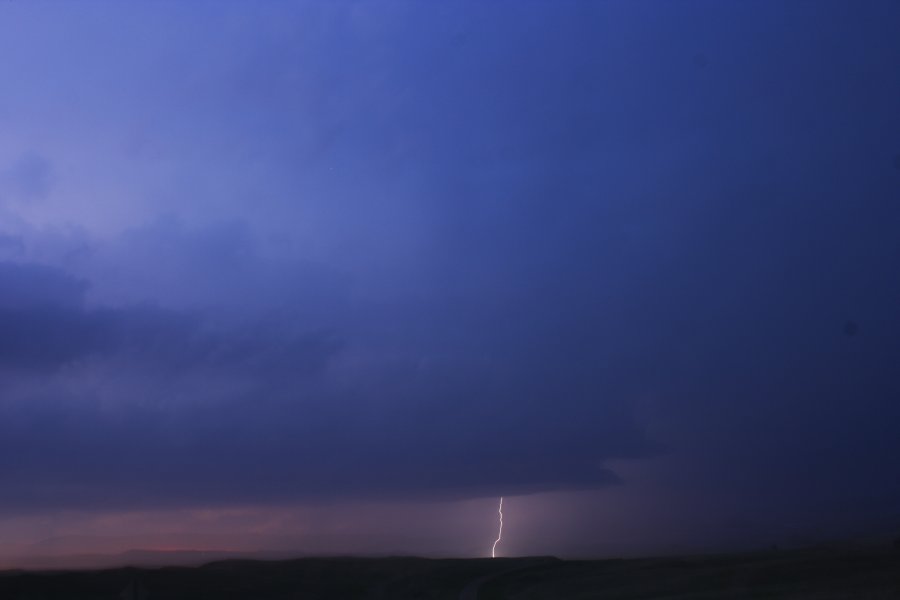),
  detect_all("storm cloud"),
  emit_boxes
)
[0,252,651,510]
[0,0,898,556]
